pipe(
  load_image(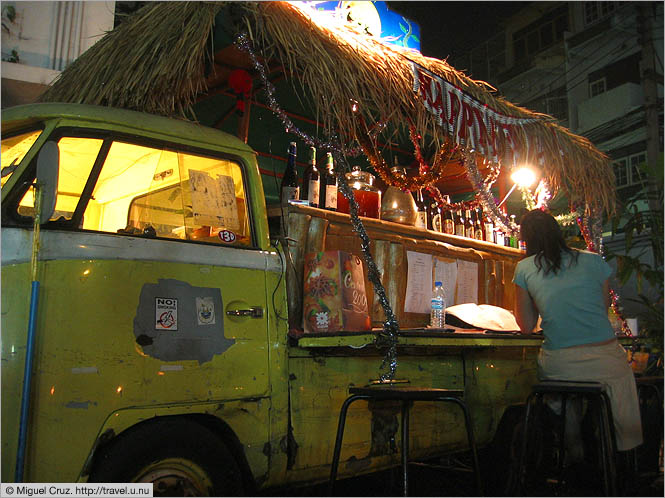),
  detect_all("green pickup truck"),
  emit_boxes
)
[2,103,542,495]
